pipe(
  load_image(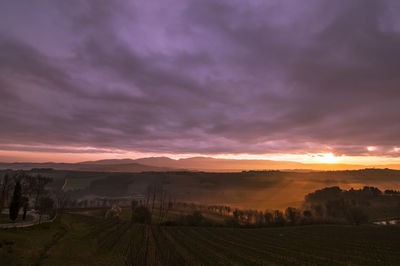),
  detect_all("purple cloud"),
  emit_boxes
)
[1,0,400,157]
